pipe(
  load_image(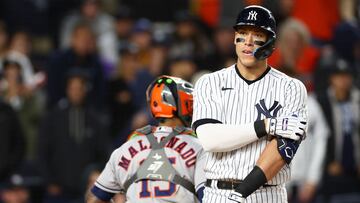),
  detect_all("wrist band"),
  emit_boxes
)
[254,120,267,138]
